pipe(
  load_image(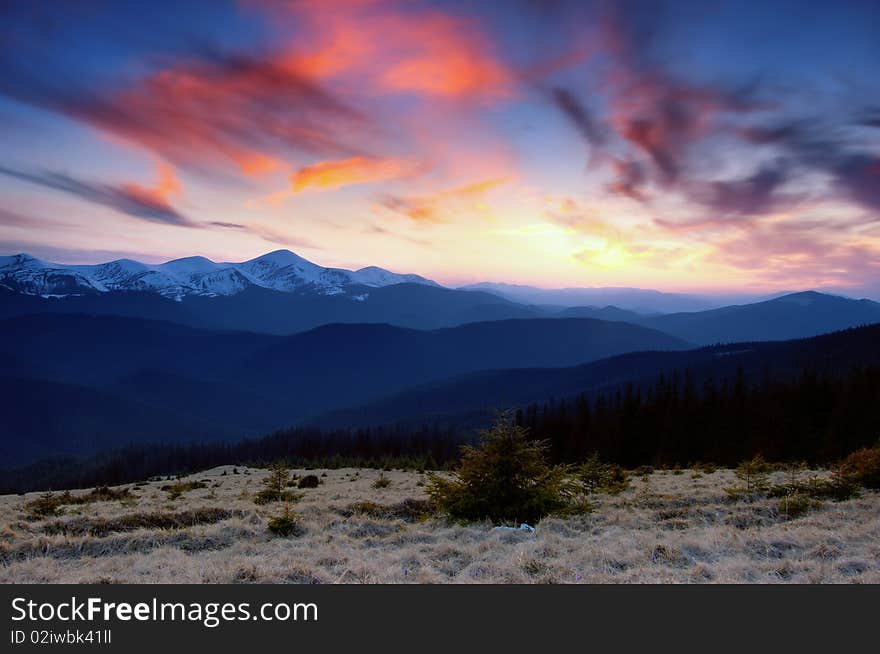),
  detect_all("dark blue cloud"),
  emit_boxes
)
[0,166,192,226]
